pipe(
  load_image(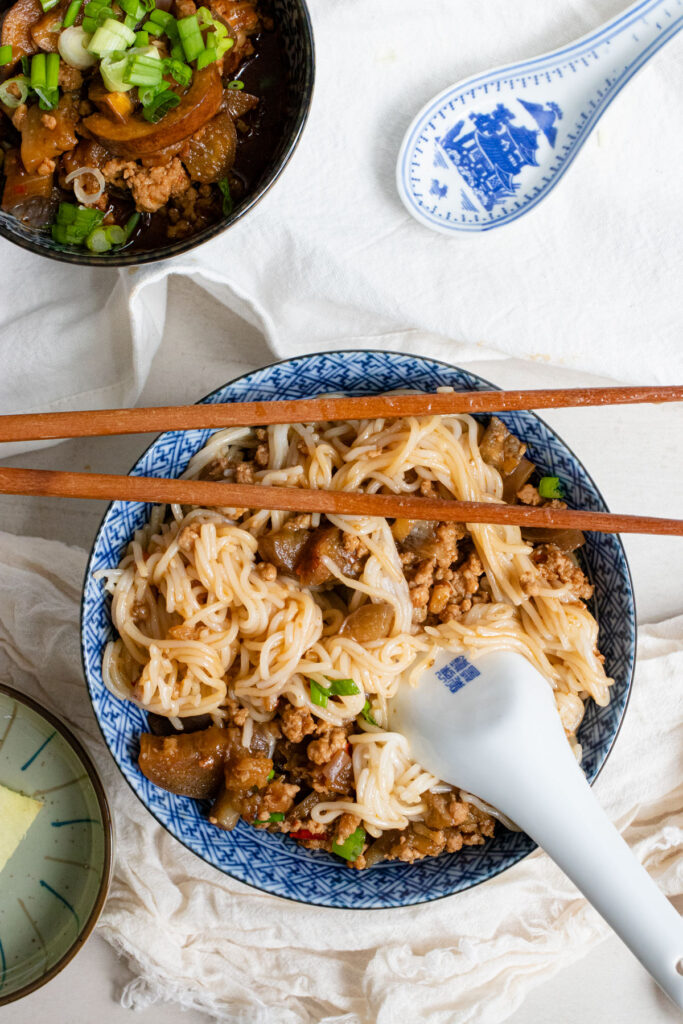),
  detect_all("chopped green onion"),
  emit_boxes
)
[39,0,60,11]
[177,13,203,61]
[0,75,30,108]
[170,41,185,61]
[141,20,164,35]
[84,0,107,15]
[140,0,155,9]
[360,699,379,727]
[52,203,104,246]
[214,34,233,58]
[326,678,360,696]
[100,51,134,91]
[46,51,60,89]
[86,226,112,252]
[134,29,149,45]
[30,53,46,89]
[332,826,365,862]
[82,16,97,32]
[63,0,83,27]
[309,678,329,708]
[149,8,175,27]
[196,45,216,69]
[218,176,232,215]
[105,224,126,245]
[124,52,163,85]
[88,17,136,55]
[137,80,166,105]
[226,80,244,90]
[119,0,144,17]
[254,812,286,825]
[538,476,563,500]
[163,57,191,86]
[123,211,140,239]
[266,769,275,782]
[141,88,180,122]
[0,45,12,66]
[196,6,212,26]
